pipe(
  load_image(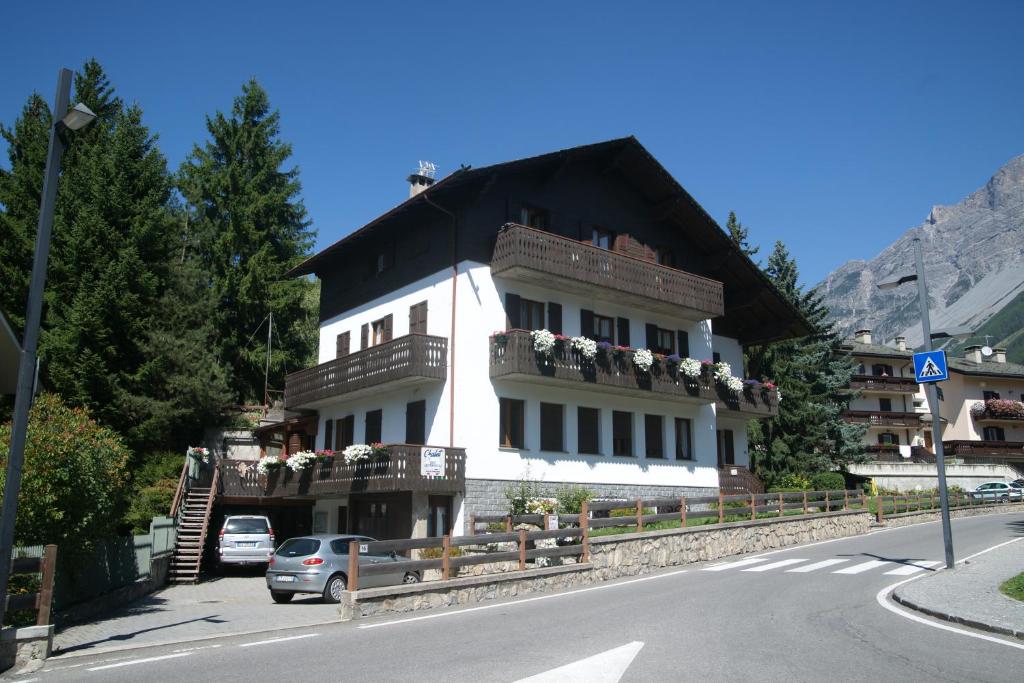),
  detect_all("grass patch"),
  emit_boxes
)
[1000,572,1024,602]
